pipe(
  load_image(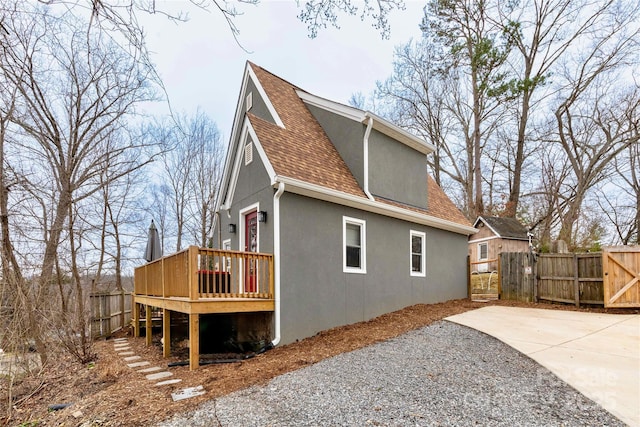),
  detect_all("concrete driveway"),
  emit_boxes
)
[446,306,640,426]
